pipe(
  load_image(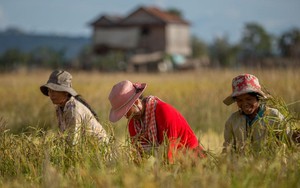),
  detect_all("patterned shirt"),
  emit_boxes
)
[56,96,108,145]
